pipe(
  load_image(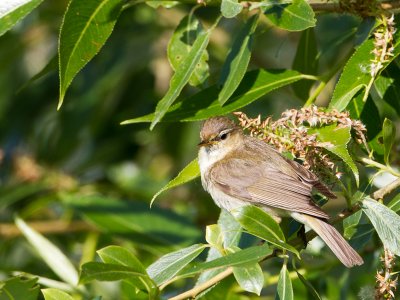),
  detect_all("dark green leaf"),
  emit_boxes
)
[62,195,201,247]
[147,244,207,286]
[121,69,305,124]
[295,271,321,300]
[374,65,400,116]
[264,0,316,31]
[232,206,299,256]
[221,0,243,18]
[151,158,199,206]
[0,0,45,37]
[362,197,400,256]
[292,28,318,99]
[180,244,272,278]
[0,277,39,300]
[218,14,259,105]
[276,264,293,300]
[79,262,146,284]
[151,26,213,129]
[168,15,209,87]
[310,124,359,185]
[233,262,264,295]
[58,0,124,108]
[42,288,73,300]
[382,118,396,165]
